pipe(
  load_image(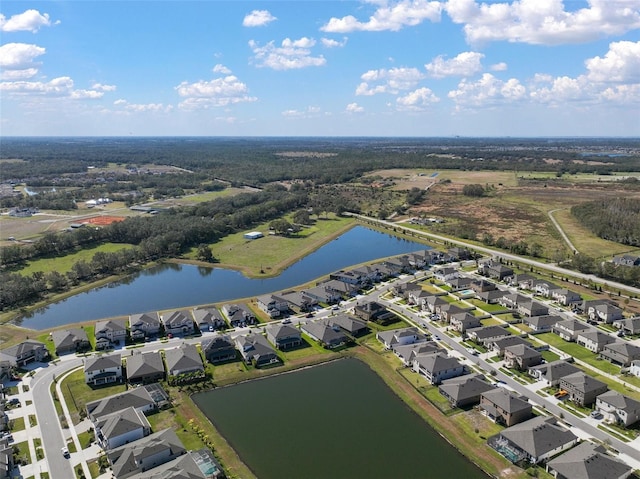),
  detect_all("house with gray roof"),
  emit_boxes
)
[129,312,161,340]
[161,310,195,337]
[201,334,236,364]
[576,330,616,353]
[376,327,427,350]
[614,316,640,335]
[523,315,563,333]
[504,344,542,371]
[438,303,468,322]
[327,314,368,336]
[467,325,512,345]
[301,321,347,349]
[0,438,14,479]
[95,406,151,450]
[438,374,495,408]
[550,288,582,306]
[412,352,466,385]
[394,342,442,367]
[600,341,640,367]
[86,385,161,421]
[476,289,508,304]
[126,351,165,384]
[222,303,257,327]
[471,278,497,293]
[490,336,532,356]
[595,390,640,427]
[279,291,318,313]
[518,299,549,318]
[265,324,302,350]
[507,273,536,290]
[480,388,532,426]
[587,301,623,324]
[95,318,128,347]
[52,328,90,355]
[0,340,48,367]
[391,281,422,299]
[107,428,186,479]
[192,307,226,332]
[552,319,593,342]
[84,353,122,386]
[235,333,279,367]
[257,293,290,318]
[546,442,634,479]
[489,416,578,465]
[559,372,608,406]
[127,448,225,479]
[164,343,204,377]
[478,259,513,280]
[423,295,448,313]
[353,301,394,323]
[528,360,581,387]
[433,266,459,282]
[612,254,640,267]
[450,312,481,333]
[447,275,473,291]
[303,283,346,304]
